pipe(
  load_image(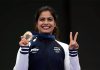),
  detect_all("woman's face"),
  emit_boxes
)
[36,11,56,34]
